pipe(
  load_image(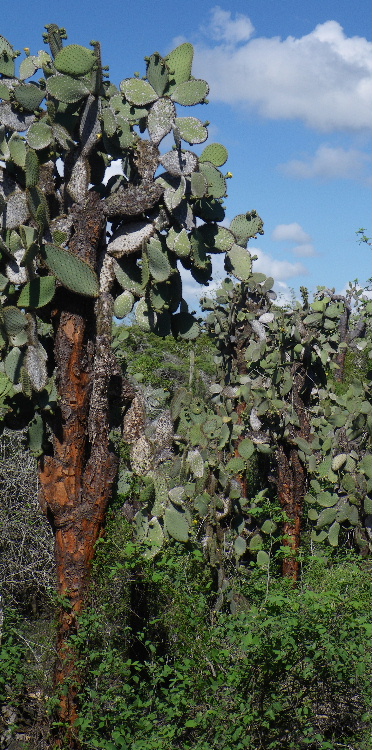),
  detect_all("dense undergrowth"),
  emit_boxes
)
[1,318,371,750]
